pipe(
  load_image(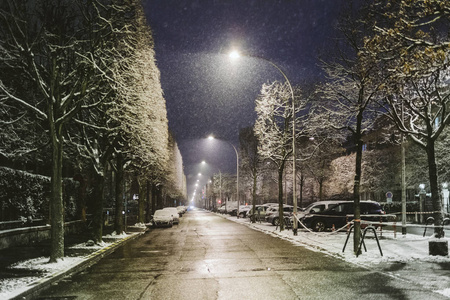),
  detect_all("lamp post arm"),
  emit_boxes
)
[243,53,297,233]
[247,55,295,103]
